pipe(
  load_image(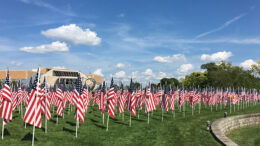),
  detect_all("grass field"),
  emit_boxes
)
[227,124,260,146]
[0,102,259,146]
